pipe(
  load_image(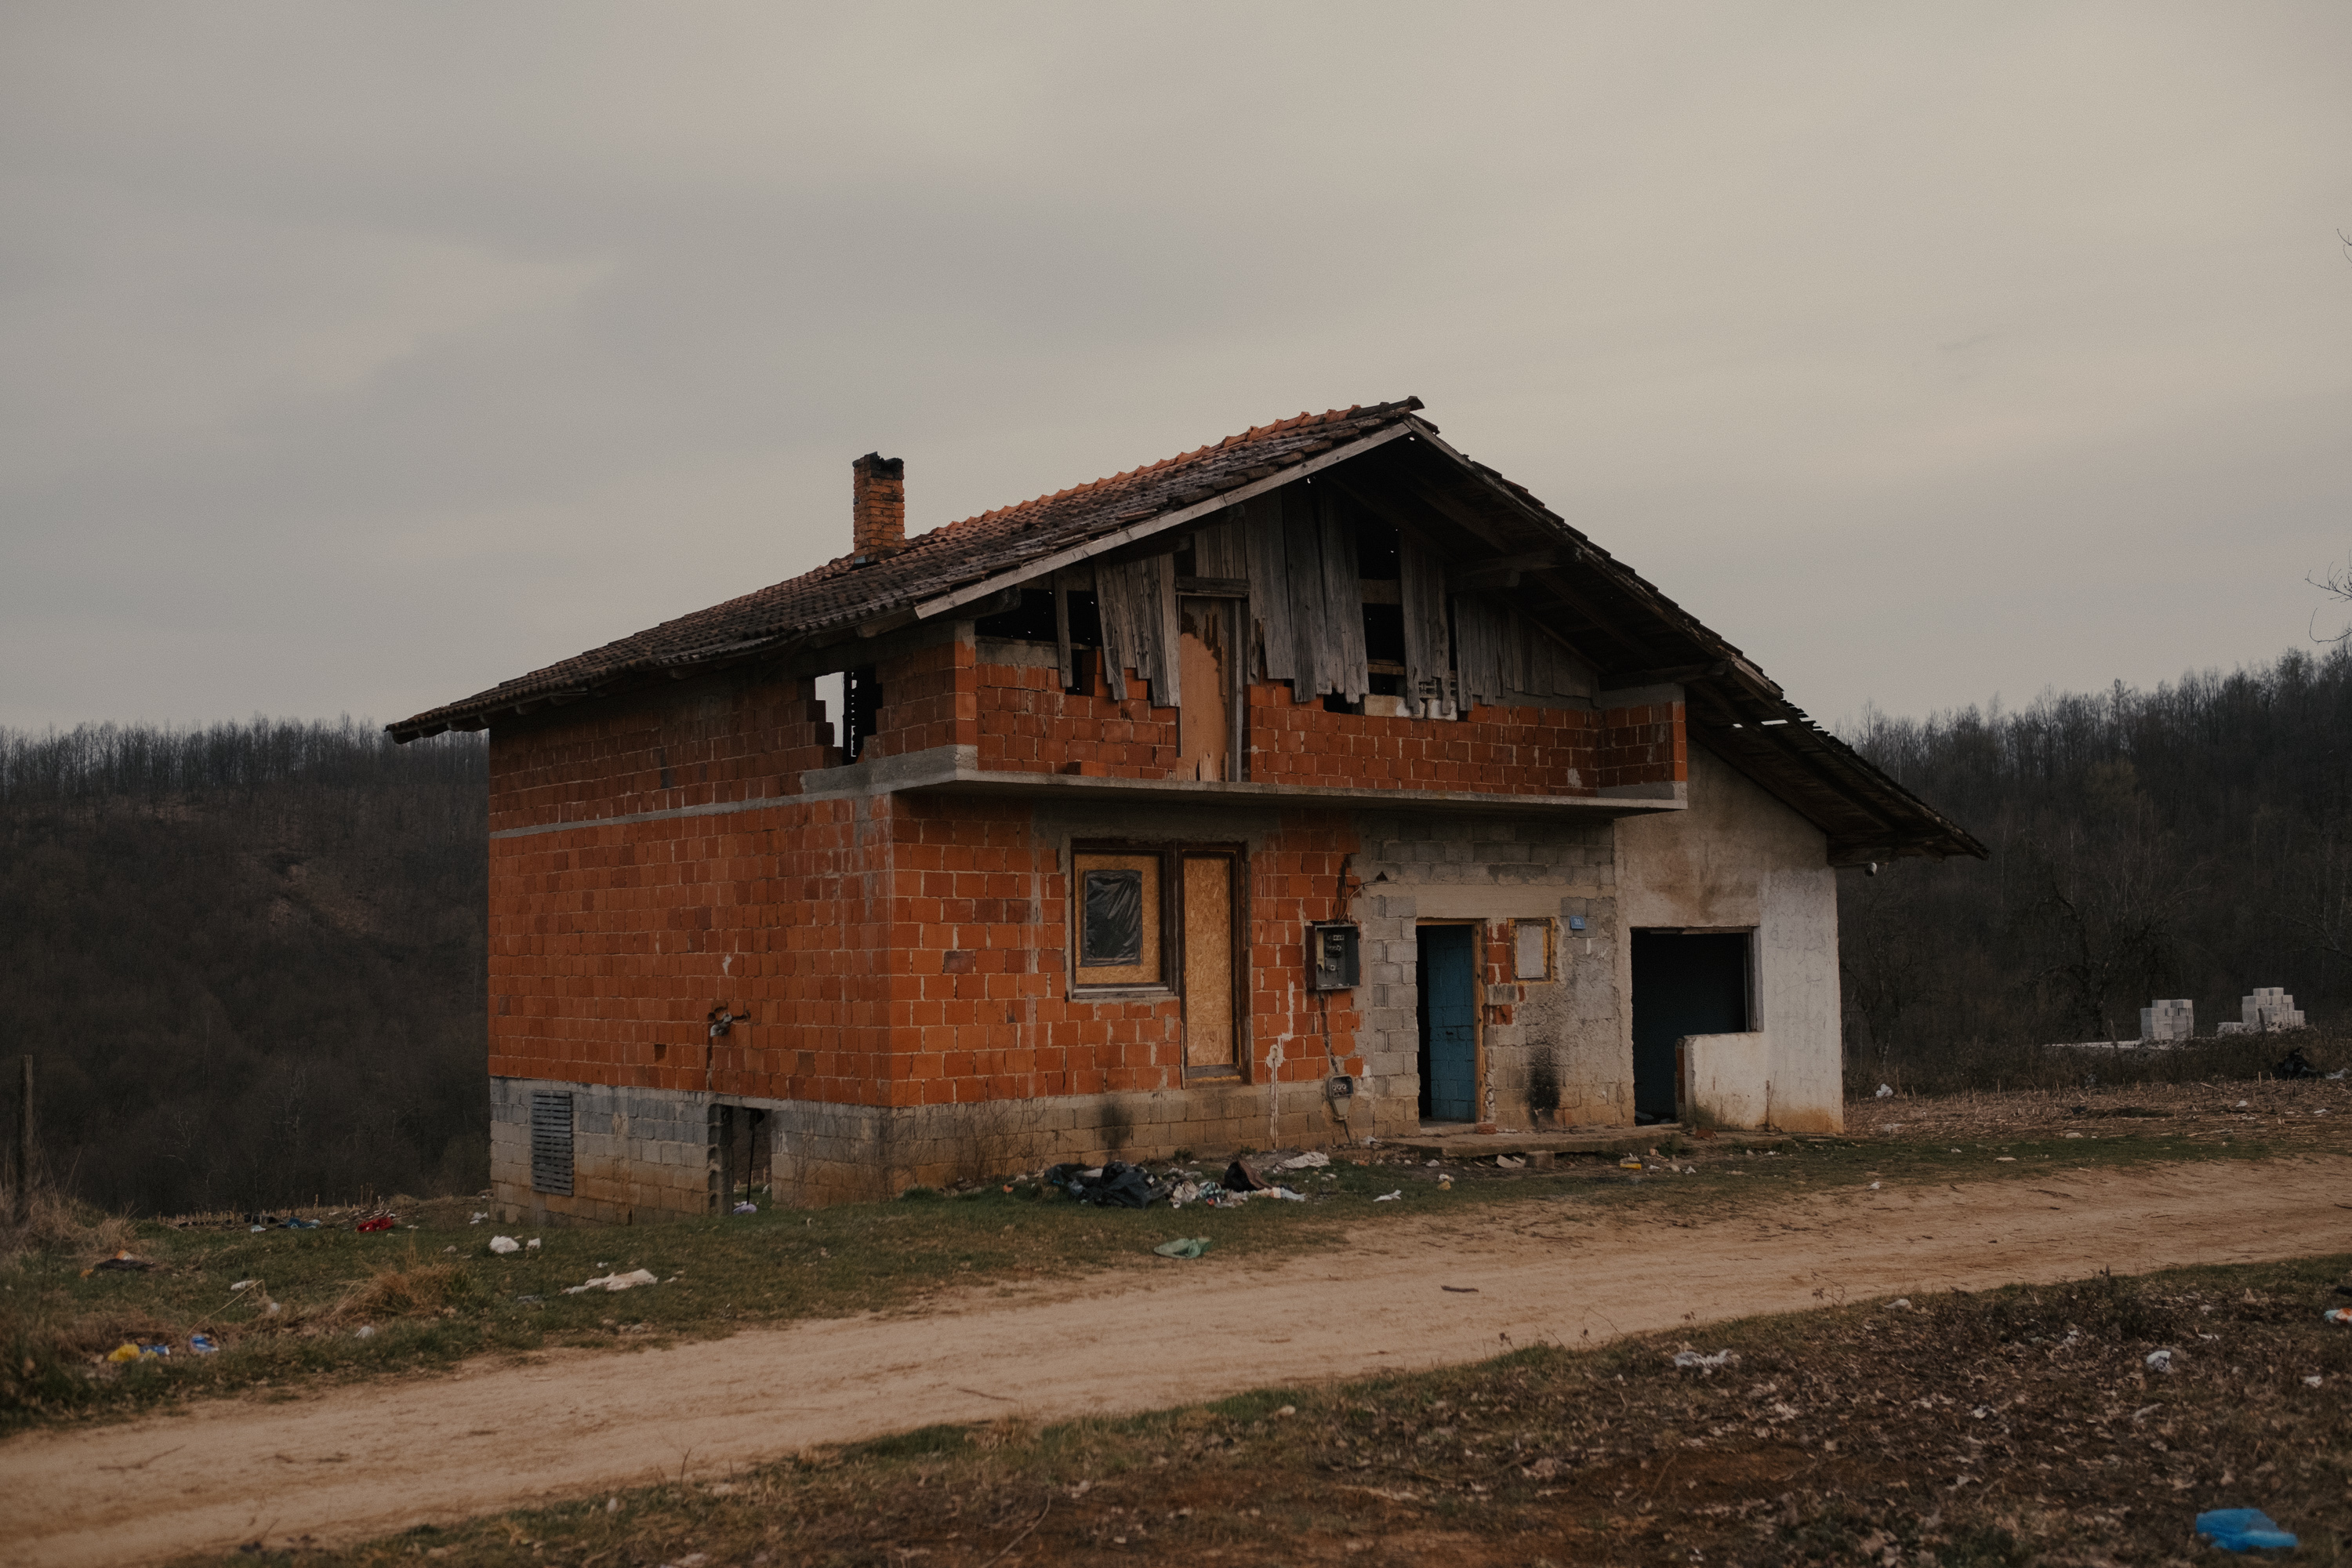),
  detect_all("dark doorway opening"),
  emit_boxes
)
[712,1104,770,1210]
[1417,925,1478,1123]
[1629,931,1751,1123]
